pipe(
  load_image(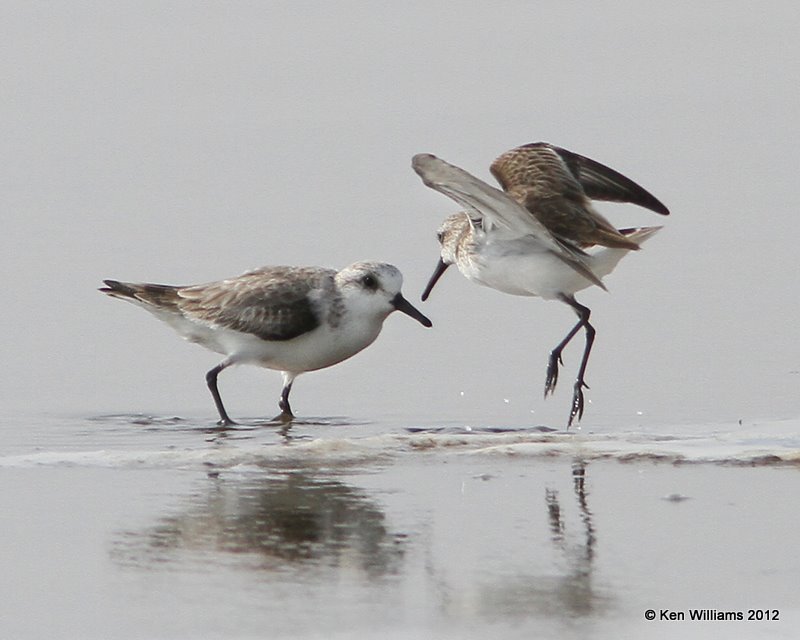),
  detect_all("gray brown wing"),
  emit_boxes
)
[490,142,583,201]
[490,142,639,249]
[177,266,335,341]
